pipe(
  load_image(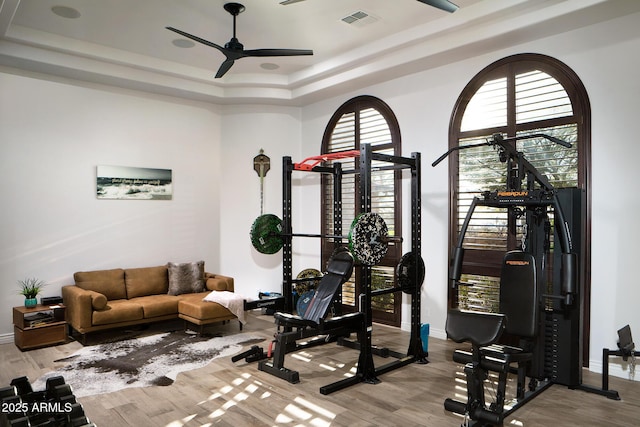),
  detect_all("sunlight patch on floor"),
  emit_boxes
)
[294,397,336,420]
[170,369,339,426]
[275,400,334,426]
[292,353,312,363]
[319,363,336,371]
[284,403,312,420]
[164,413,196,427]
